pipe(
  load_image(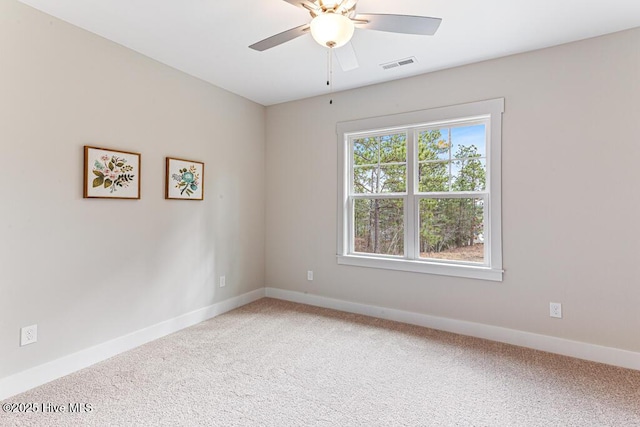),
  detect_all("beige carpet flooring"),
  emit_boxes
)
[2,298,640,426]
